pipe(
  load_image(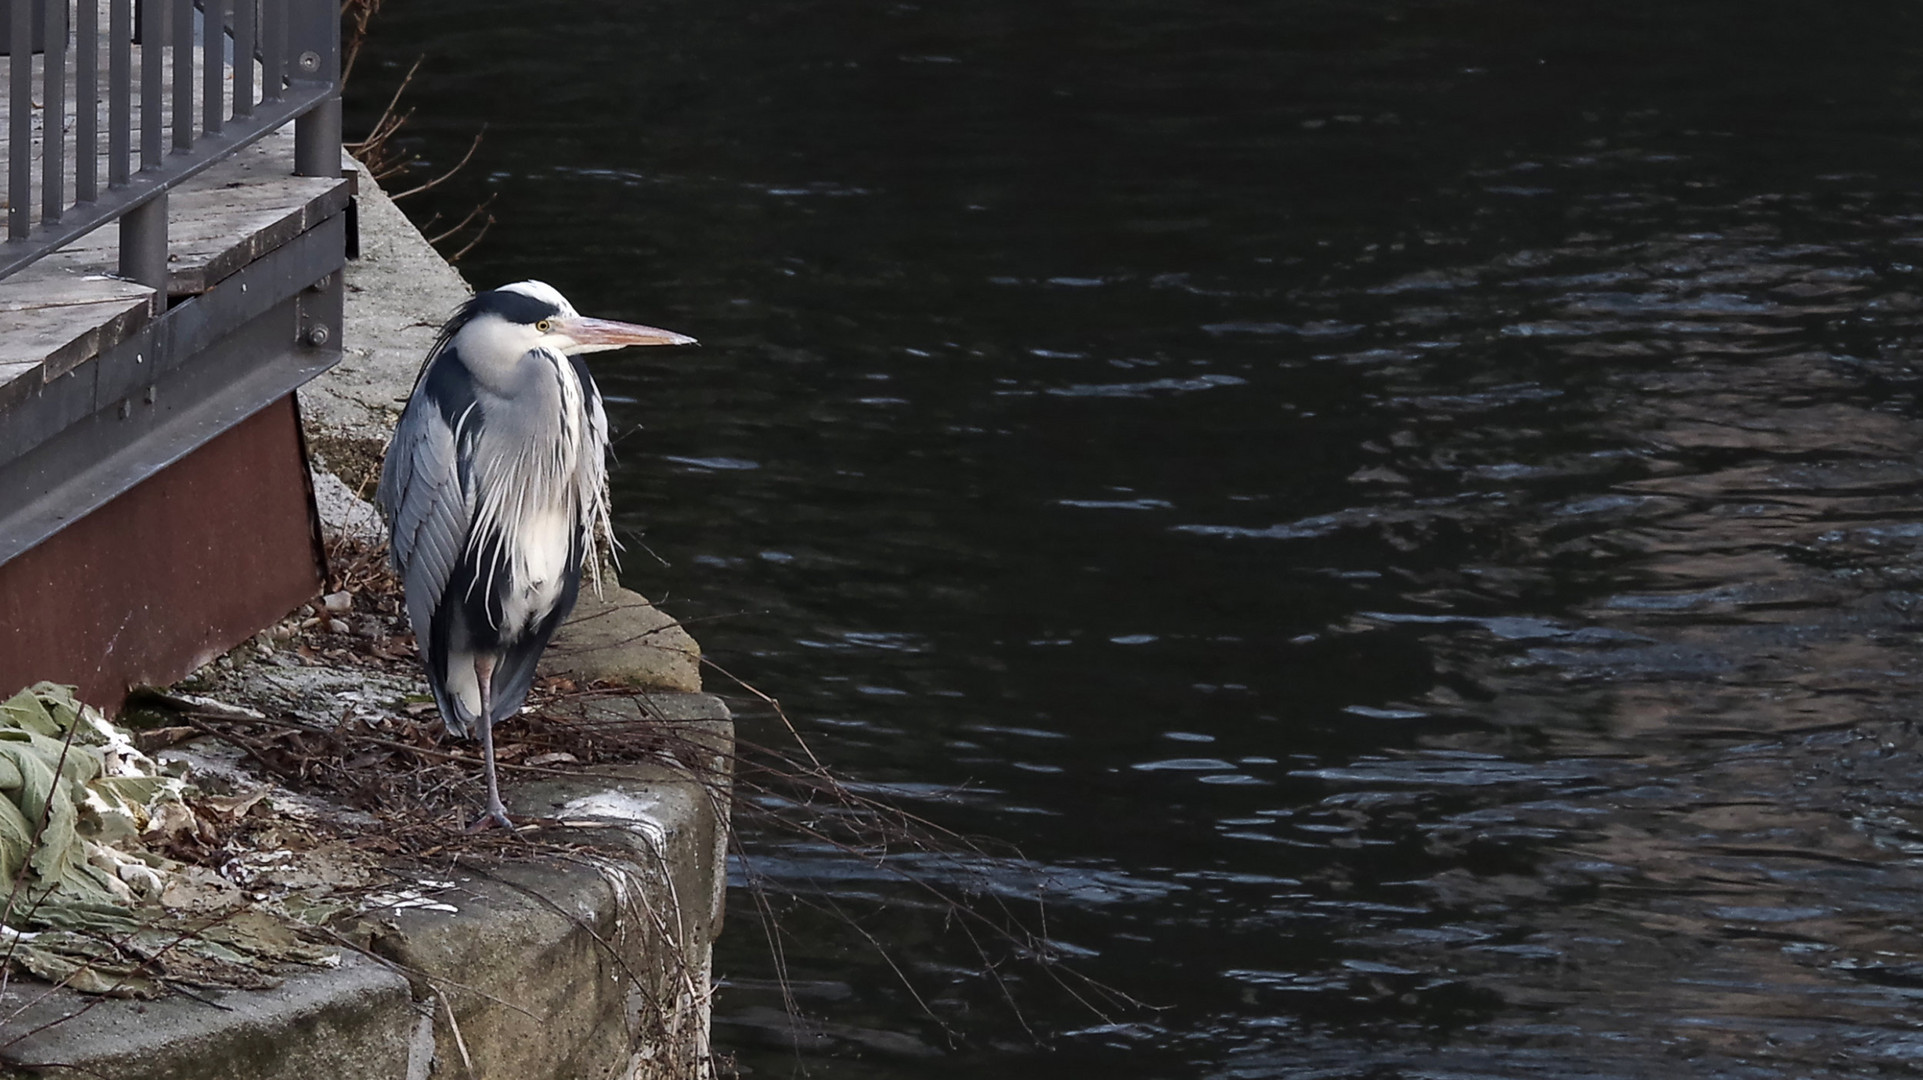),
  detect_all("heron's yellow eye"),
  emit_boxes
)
[535,319,553,333]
